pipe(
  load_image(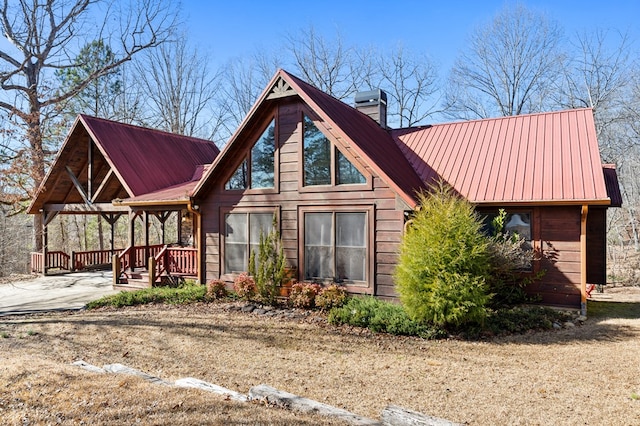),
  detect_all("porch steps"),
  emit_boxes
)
[114,271,198,291]
[114,271,152,291]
